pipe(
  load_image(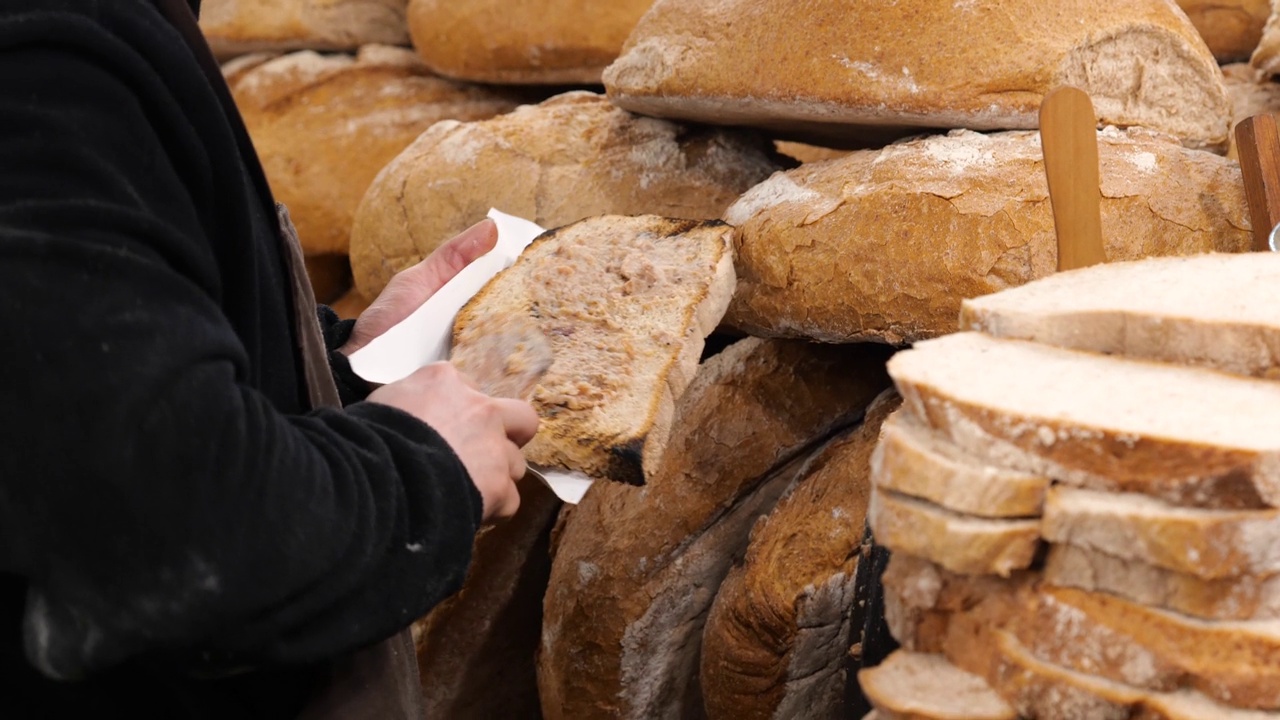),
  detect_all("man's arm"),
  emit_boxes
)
[0,46,482,679]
